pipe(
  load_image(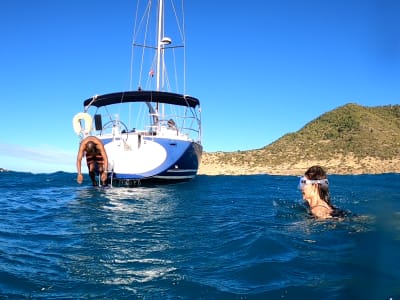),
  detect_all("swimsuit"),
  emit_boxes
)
[86,151,104,166]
